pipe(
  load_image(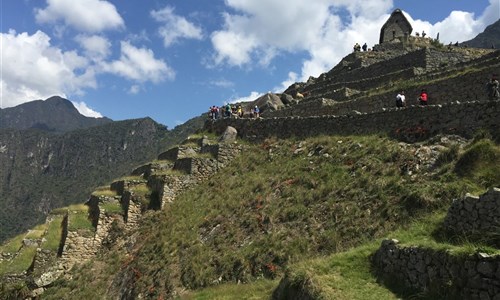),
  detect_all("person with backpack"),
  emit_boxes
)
[253,105,260,118]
